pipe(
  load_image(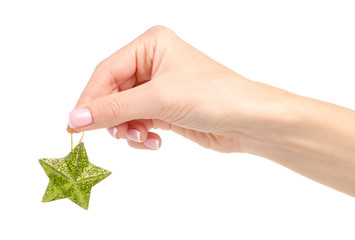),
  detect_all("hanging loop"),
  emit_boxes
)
[70,128,84,151]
